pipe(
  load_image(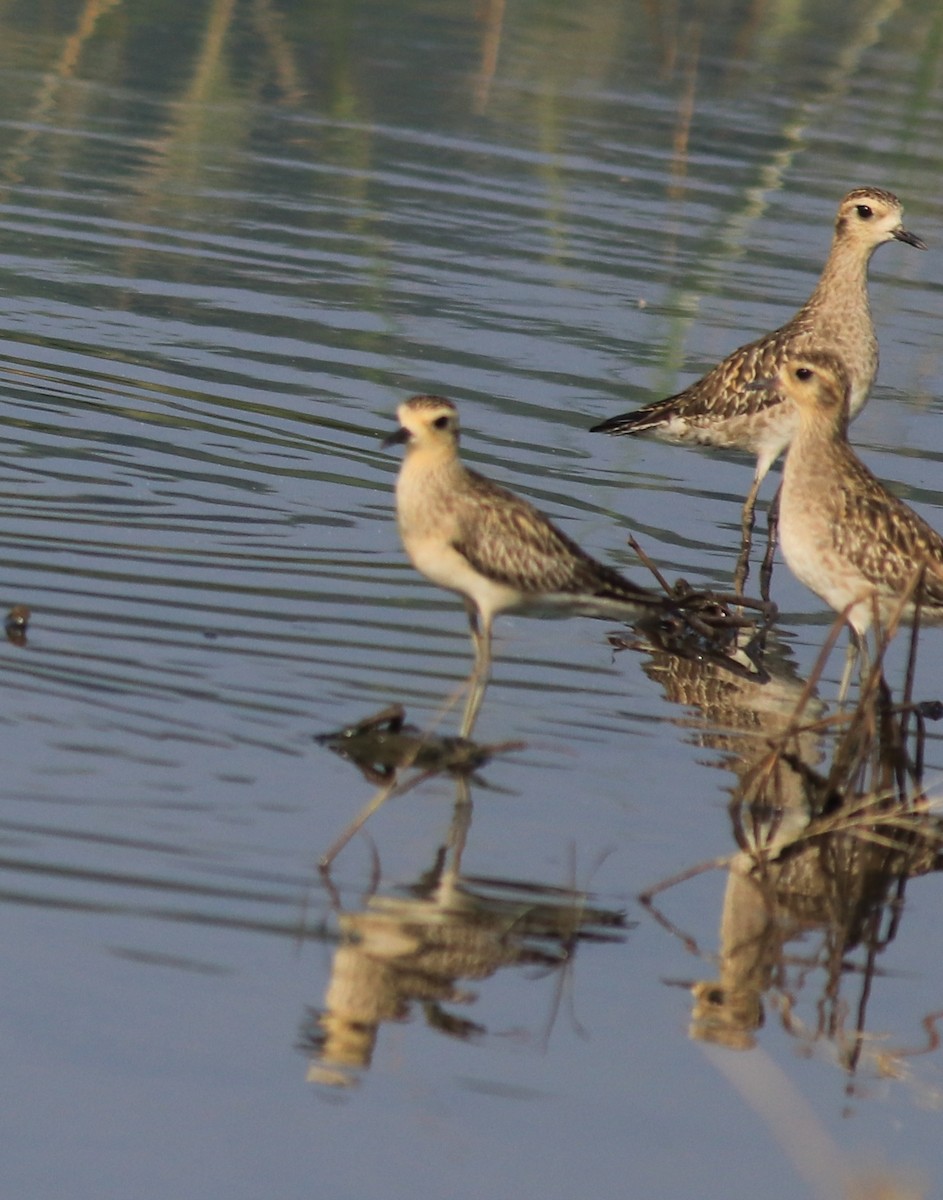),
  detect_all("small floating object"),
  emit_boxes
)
[5,603,30,646]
